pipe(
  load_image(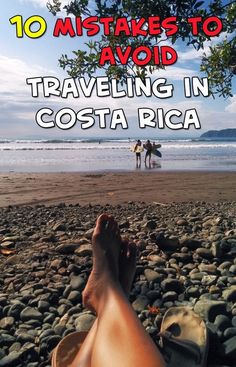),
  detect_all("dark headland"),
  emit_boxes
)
[201,128,236,139]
